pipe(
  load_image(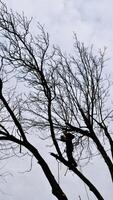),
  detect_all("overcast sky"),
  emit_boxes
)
[0,0,113,200]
